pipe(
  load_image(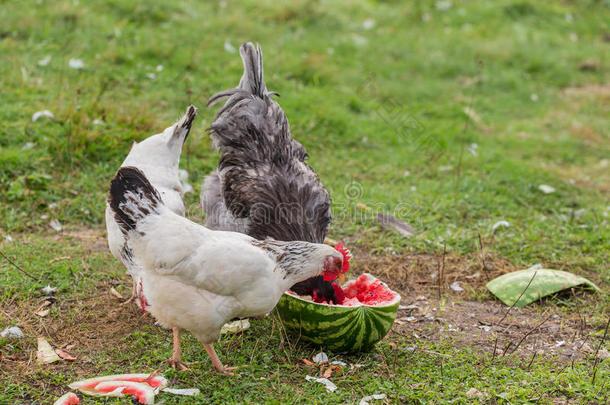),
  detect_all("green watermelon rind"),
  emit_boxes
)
[276,273,400,352]
[486,268,601,308]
